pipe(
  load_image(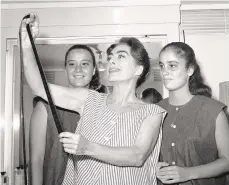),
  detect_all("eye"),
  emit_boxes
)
[159,63,164,69]
[68,62,75,67]
[169,64,177,69]
[118,54,125,59]
[107,56,115,63]
[82,62,90,66]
